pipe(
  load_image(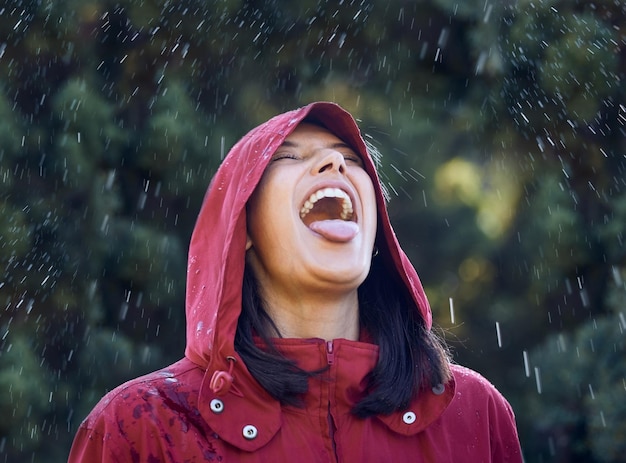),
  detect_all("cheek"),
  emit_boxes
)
[246,175,289,242]
[360,181,378,237]
[246,185,268,242]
